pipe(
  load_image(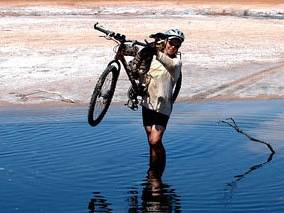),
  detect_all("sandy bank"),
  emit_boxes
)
[1,1,284,107]
[1,0,284,7]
